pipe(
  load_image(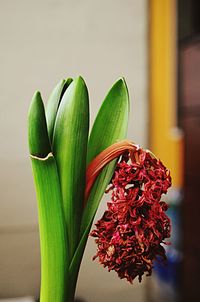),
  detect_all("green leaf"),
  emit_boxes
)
[81,77,129,236]
[28,93,69,302]
[28,91,51,157]
[52,76,89,261]
[46,78,73,142]
[70,78,129,286]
